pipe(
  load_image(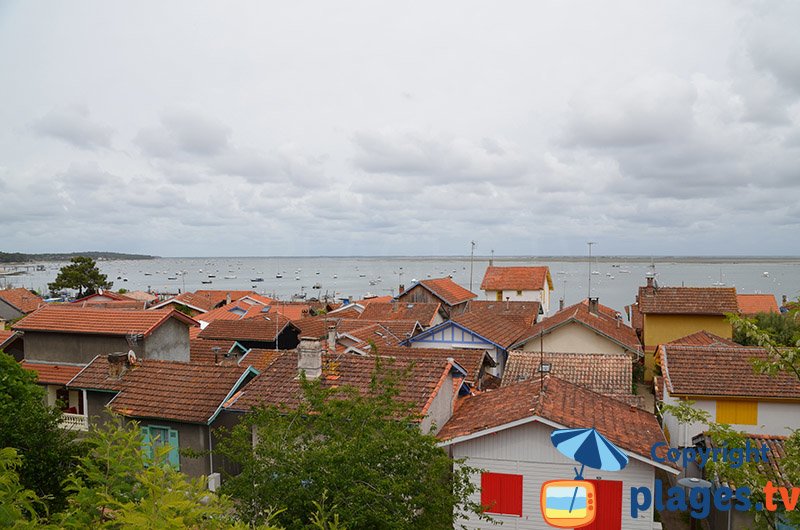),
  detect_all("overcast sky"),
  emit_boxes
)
[1,1,799,257]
